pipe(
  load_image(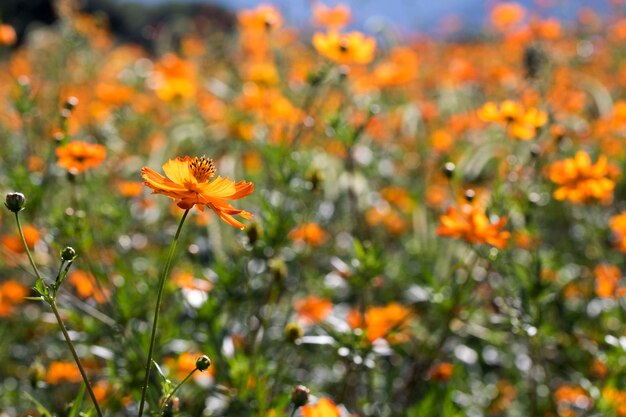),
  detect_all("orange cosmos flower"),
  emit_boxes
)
[294,295,333,324]
[141,156,254,229]
[313,31,376,65]
[56,141,106,174]
[46,361,83,384]
[594,264,626,298]
[490,2,526,31]
[301,398,340,417]
[68,270,109,303]
[428,362,454,381]
[436,205,510,248]
[313,3,351,29]
[478,100,547,140]
[289,222,328,246]
[610,212,626,252]
[0,24,16,46]
[348,303,413,343]
[0,280,29,317]
[238,5,282,32]
[548,151,617,204]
